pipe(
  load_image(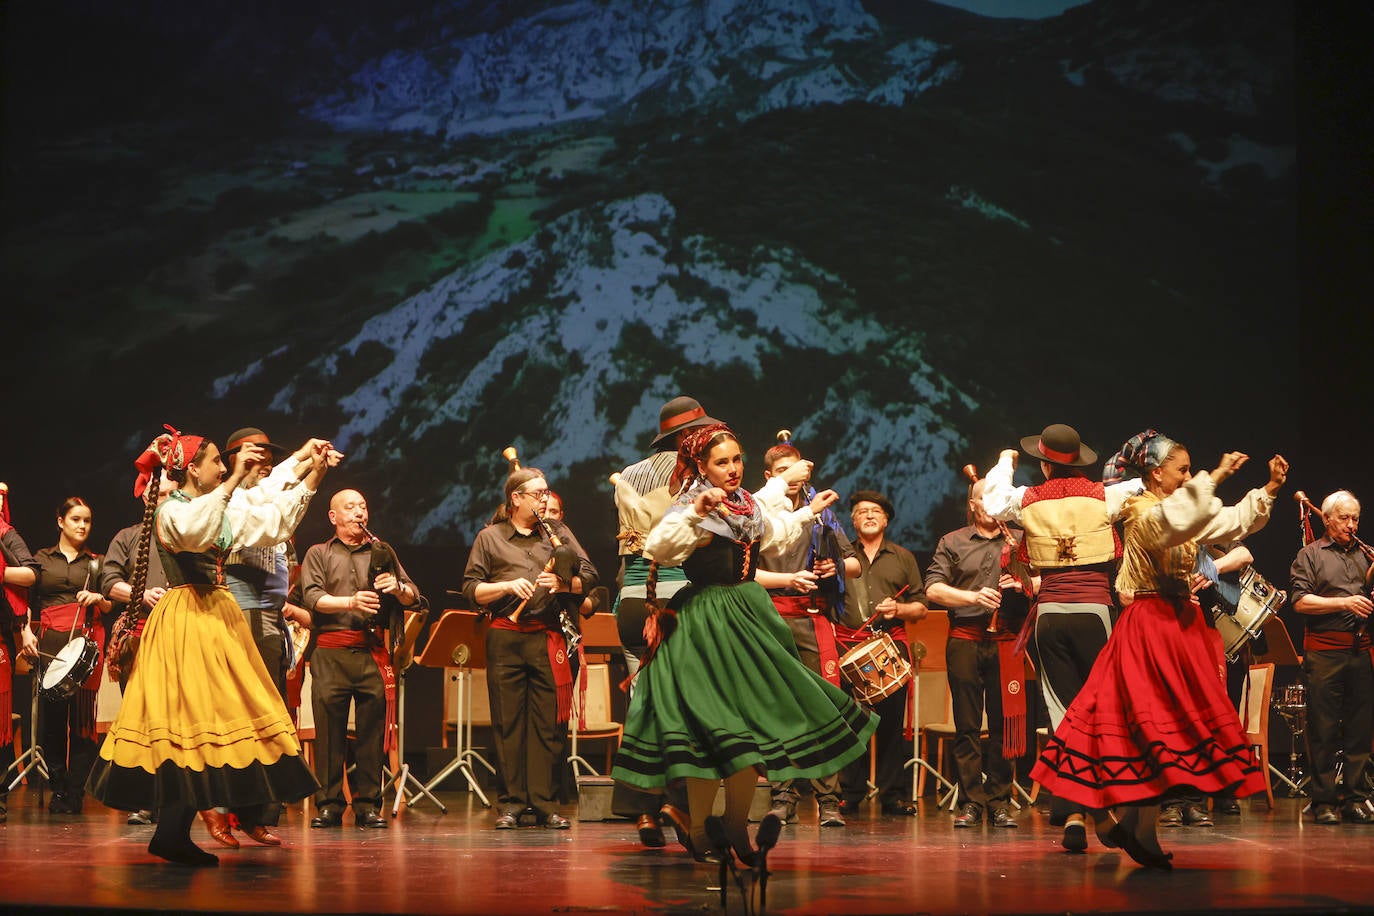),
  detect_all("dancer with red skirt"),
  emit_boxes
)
[1031,432,1287,868]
